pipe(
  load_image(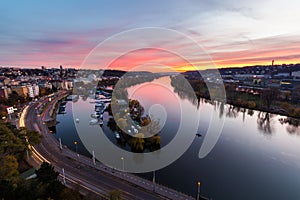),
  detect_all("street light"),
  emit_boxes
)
[153,170,156,192]
[74,141,79,156]
[196,181,201,200]
[121,157,124,171]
